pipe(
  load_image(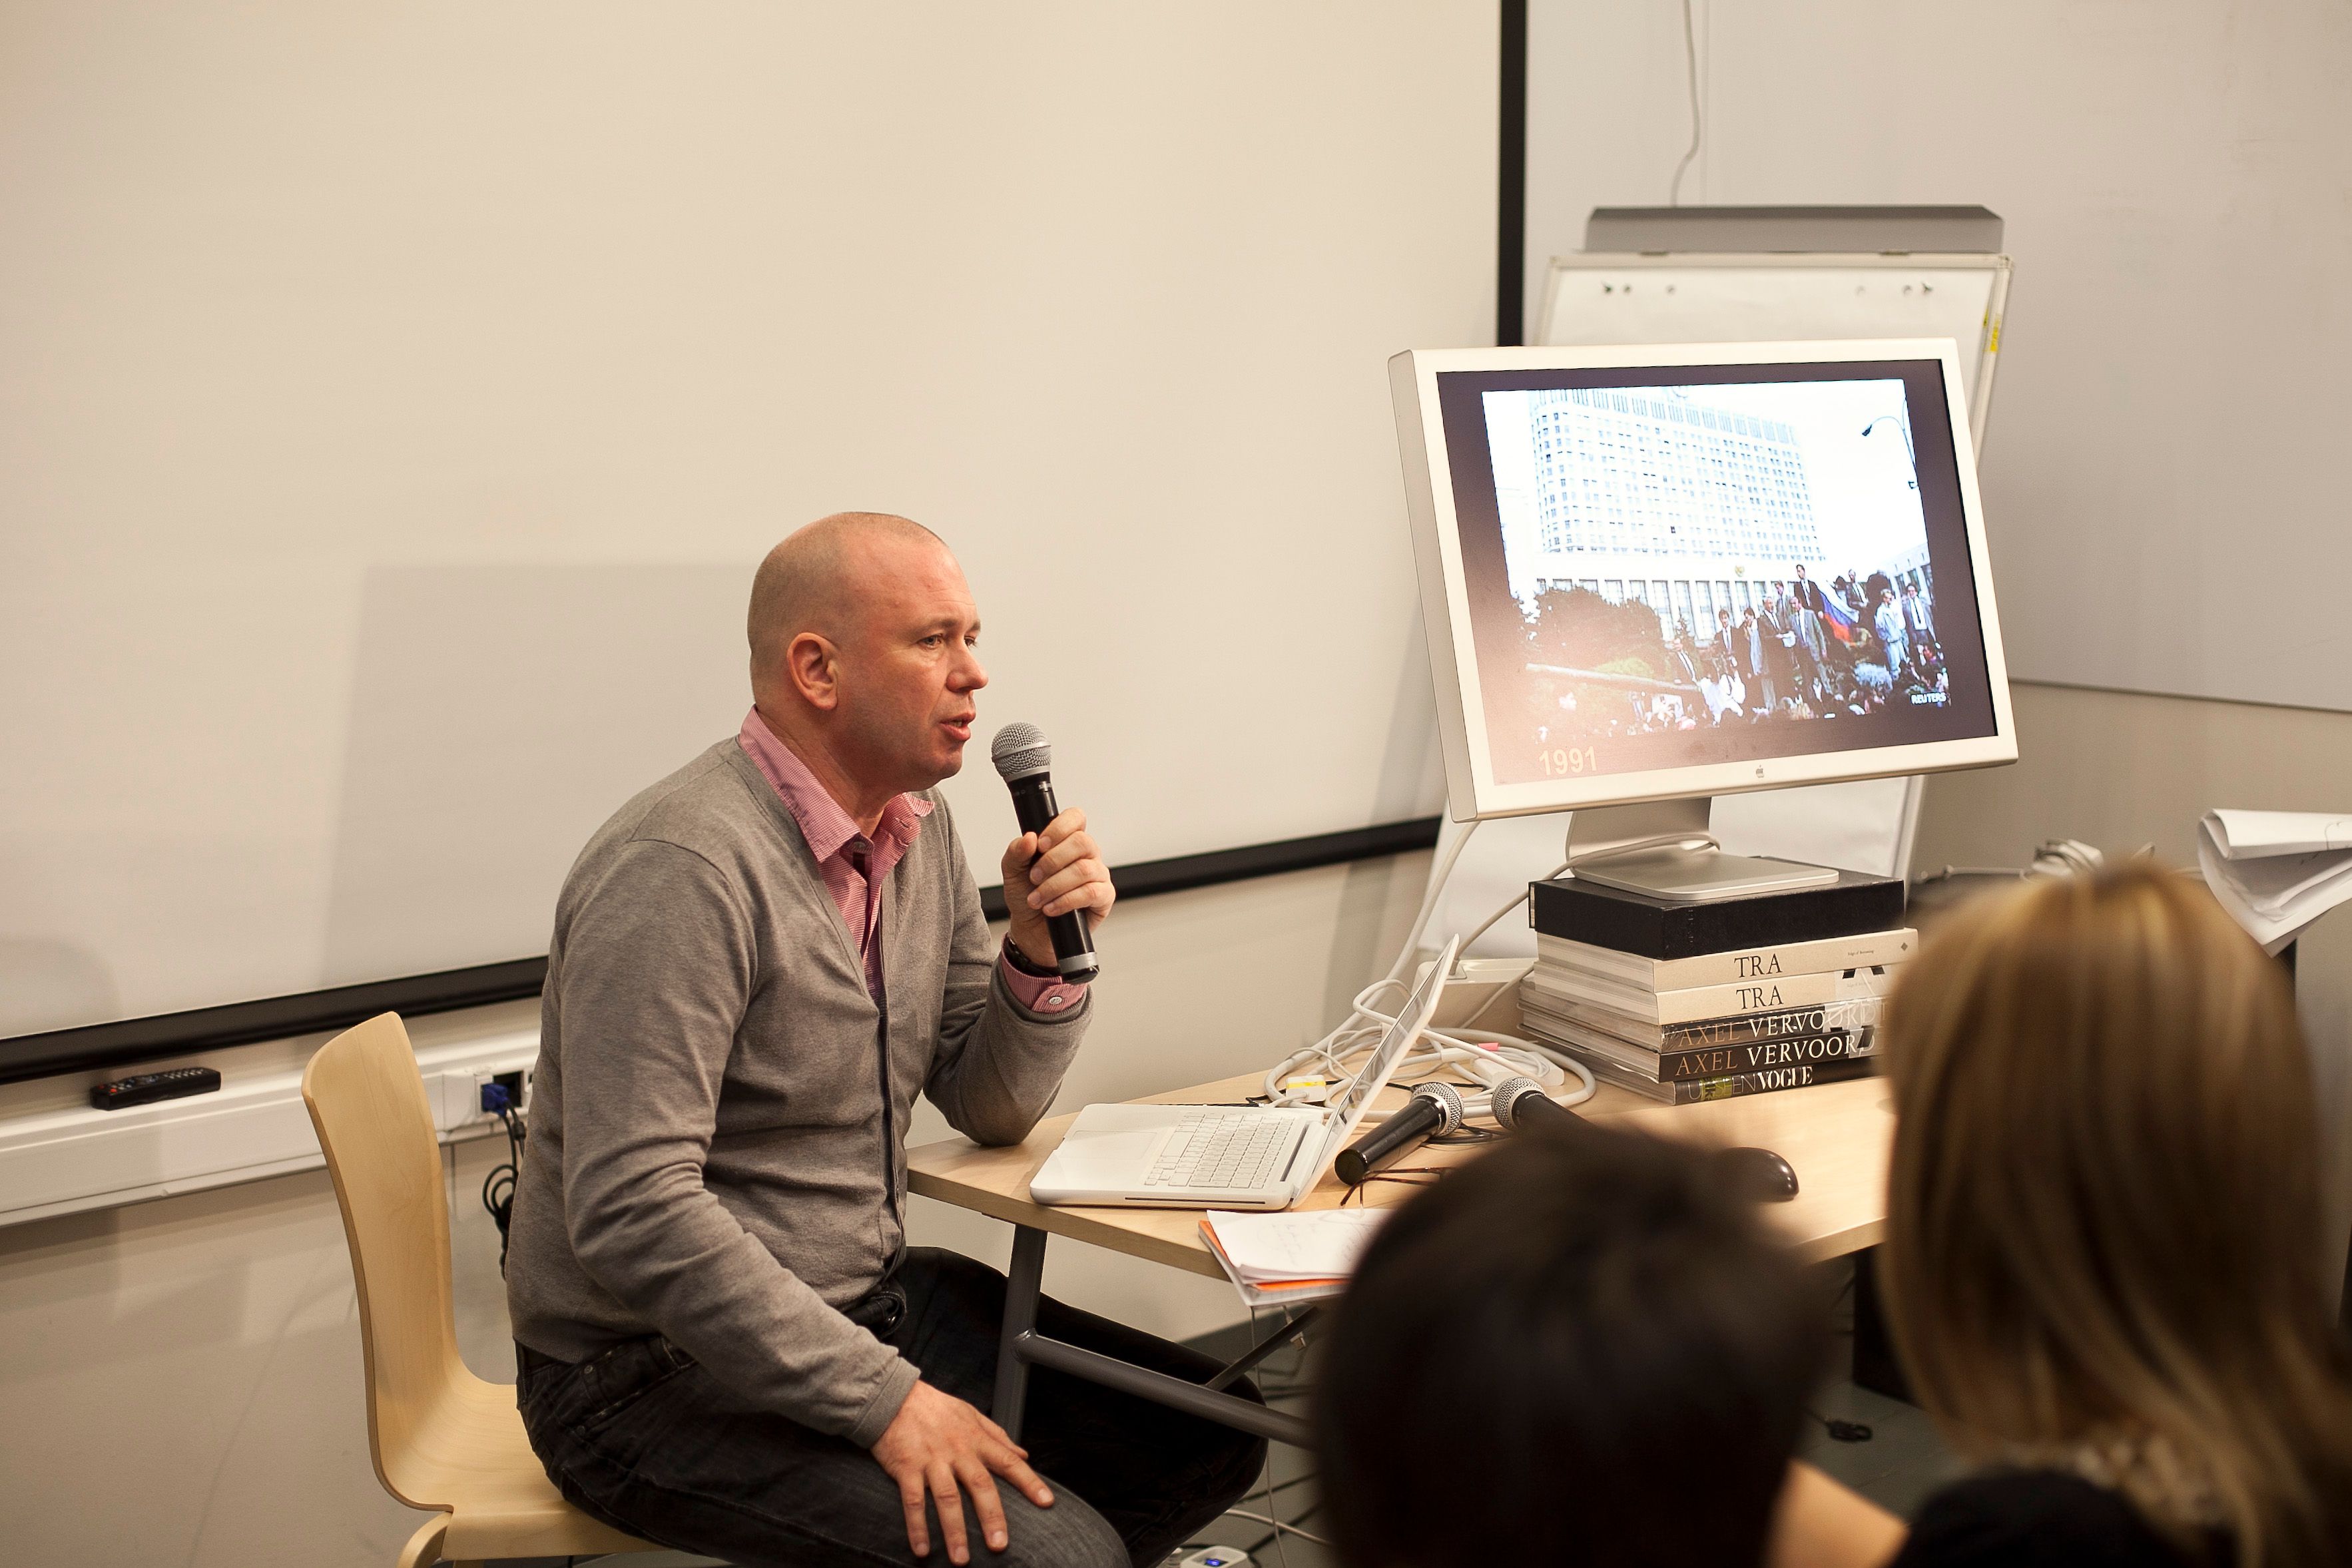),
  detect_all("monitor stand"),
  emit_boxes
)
[1564,798,1841,904]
